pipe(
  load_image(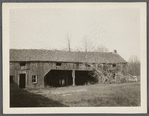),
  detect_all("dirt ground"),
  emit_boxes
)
[10,82,140,107]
